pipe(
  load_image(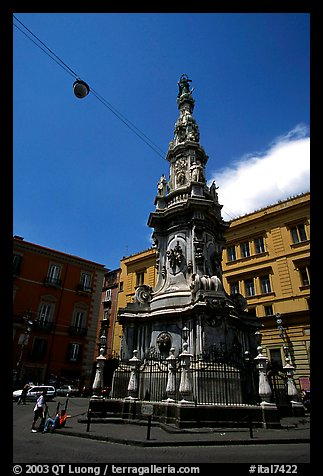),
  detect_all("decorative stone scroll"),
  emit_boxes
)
[134,285,152,304]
